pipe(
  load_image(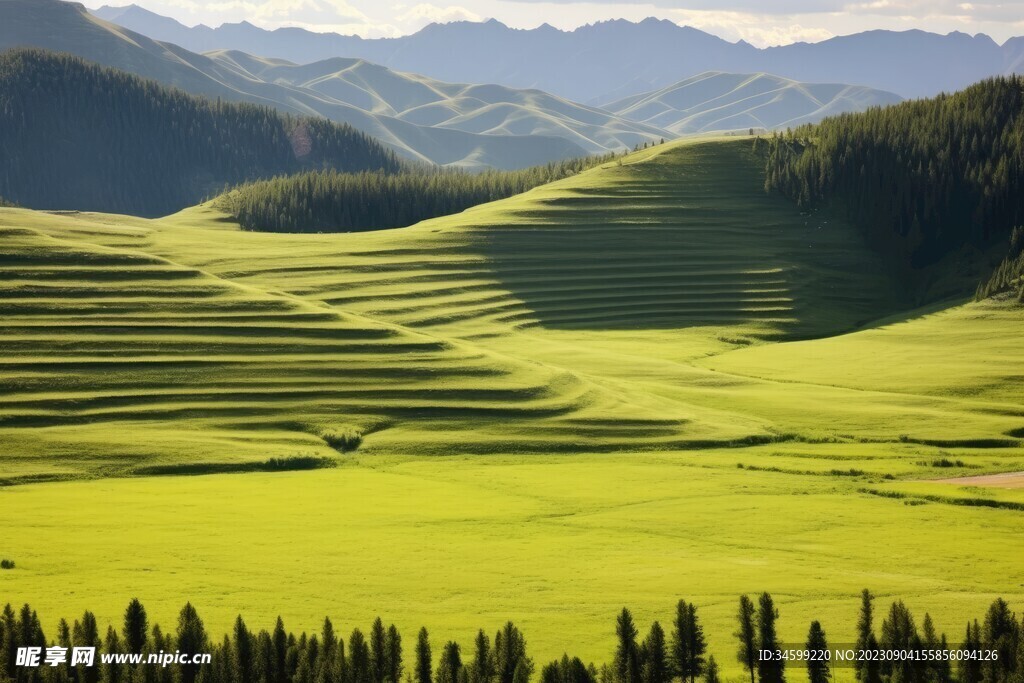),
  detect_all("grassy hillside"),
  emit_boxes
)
[0,136,1022,675]
[3,137,1021,467]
